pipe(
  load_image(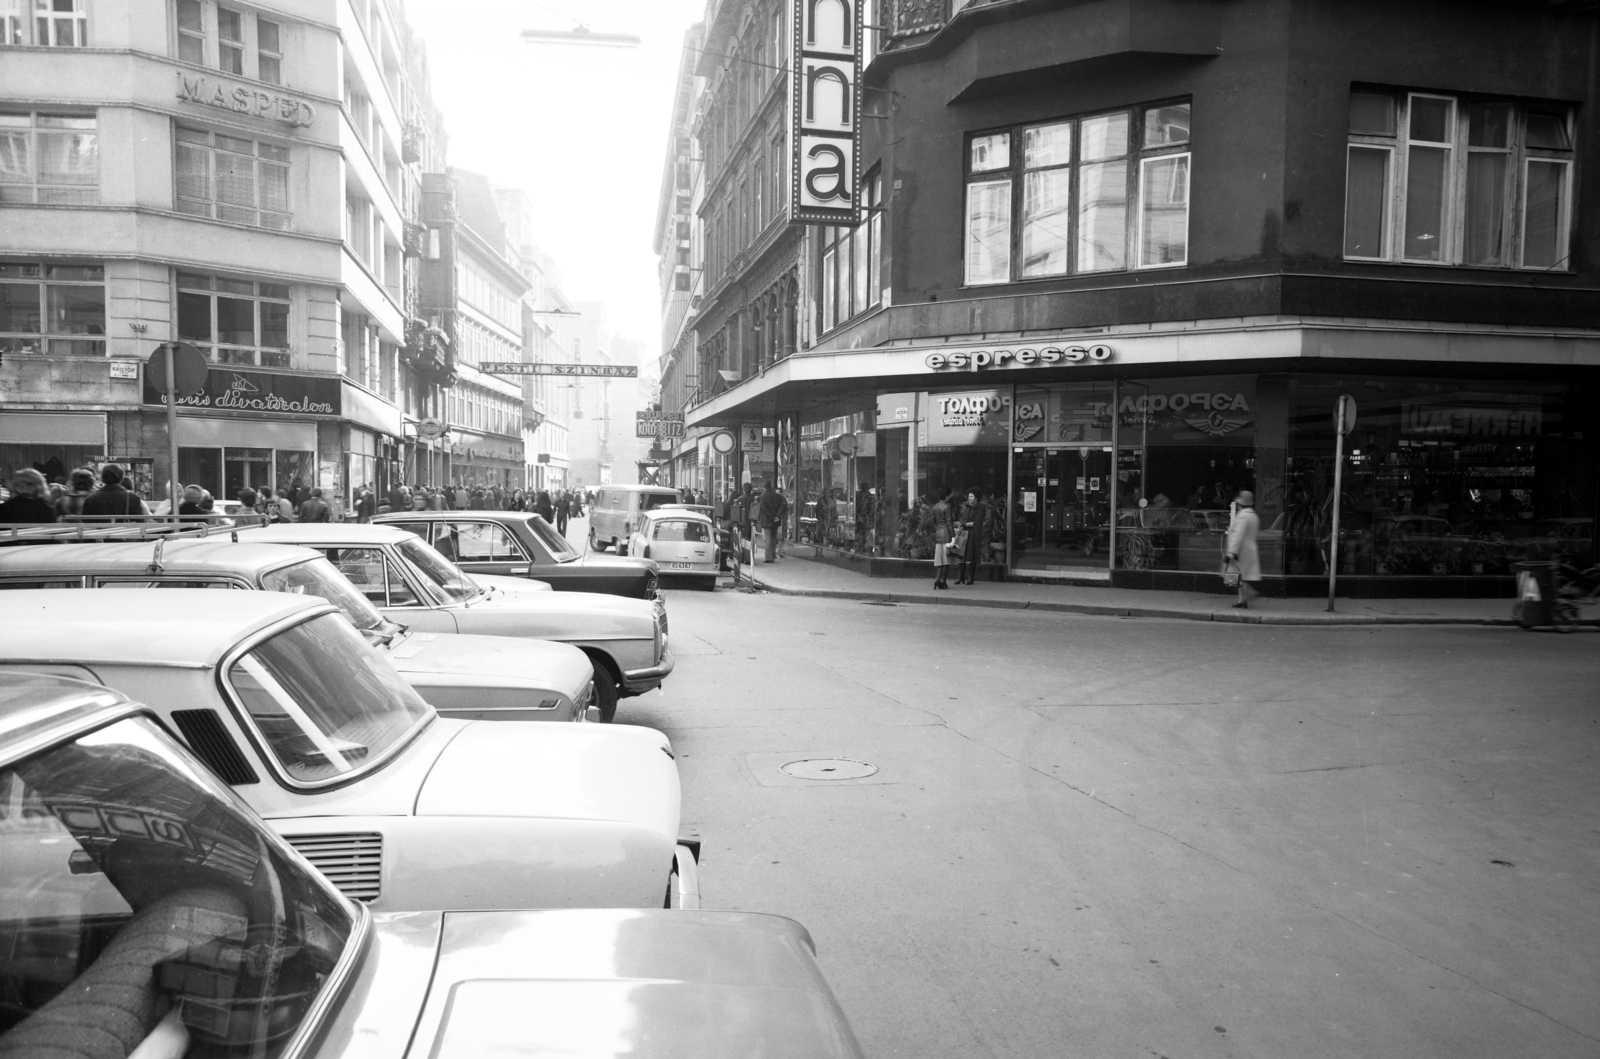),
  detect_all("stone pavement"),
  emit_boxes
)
[735,550,1521,626]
